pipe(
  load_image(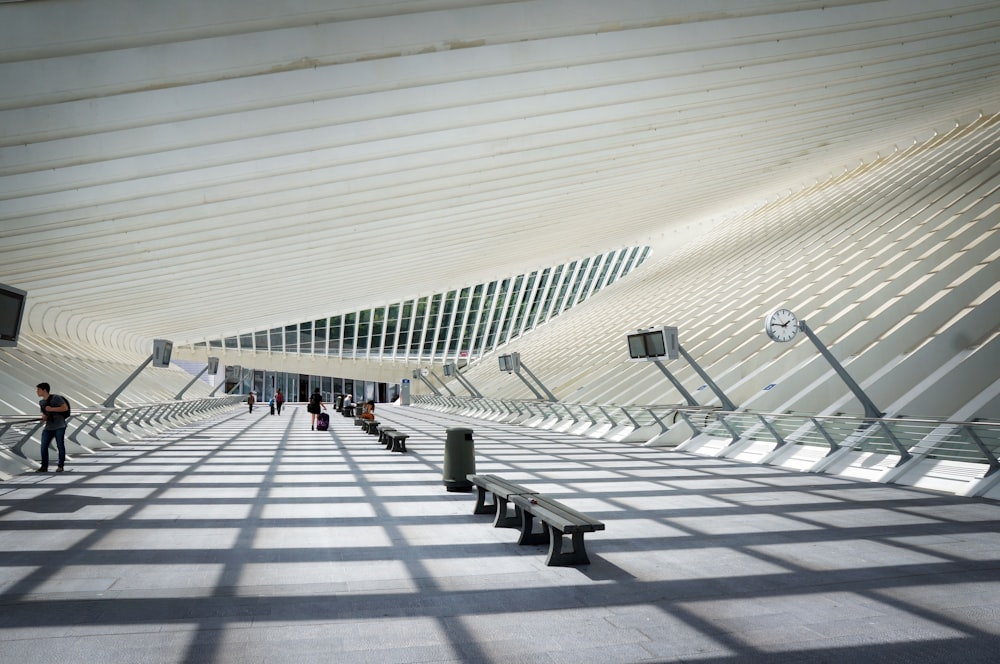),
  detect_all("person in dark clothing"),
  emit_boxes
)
[275,389,284,415]
[307,388,326,430]
[36,382,69,473]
